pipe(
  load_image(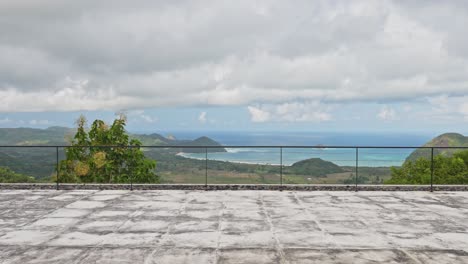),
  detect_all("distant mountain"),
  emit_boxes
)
[0,126,226,179]
[132,134,227,153]
[0,127,225,150]
[285,158,344,177]
[0,126,73,145]
[406,133,468,161]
